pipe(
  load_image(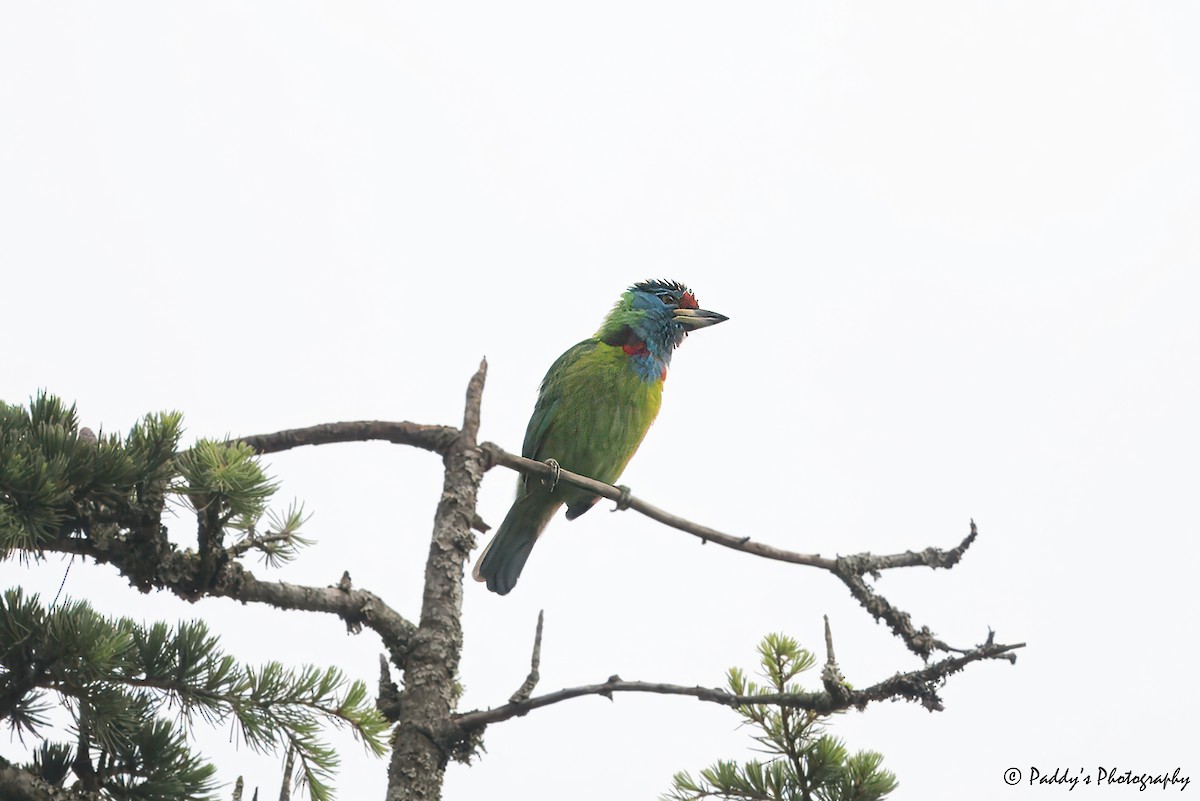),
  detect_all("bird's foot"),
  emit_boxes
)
[612,484,633,512]
[542,458,561,492]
